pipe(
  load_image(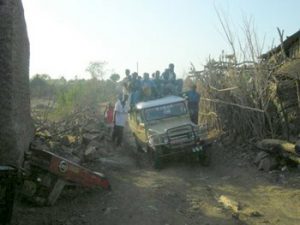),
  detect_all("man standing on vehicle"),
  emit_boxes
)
[153,70,162,98]
[129,72,141,108]
[112,94,129,147]
[122,69,131,98]
[161,63,177,95]
[185,84,200,125]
